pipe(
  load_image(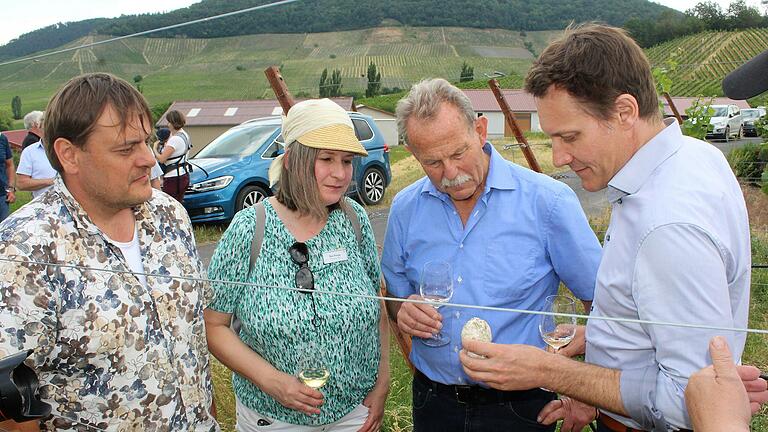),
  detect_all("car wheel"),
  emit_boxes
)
[361,167,386,205]
[725,126,730,142]
[738,126,743,139]
[236,184,268,212]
